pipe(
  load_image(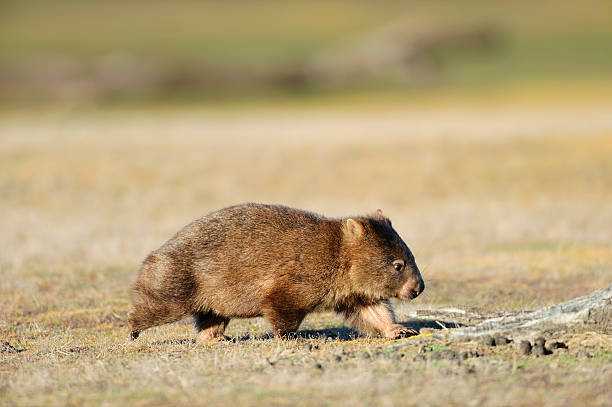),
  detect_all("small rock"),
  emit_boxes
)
[430,350,458,360]
[393,352,405,360]
[519,340,532,355]
[533,344,552,356]
[481,335,495,346]
[494,336,510,346]
[460,350,481,360]
[314,362,323,370]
